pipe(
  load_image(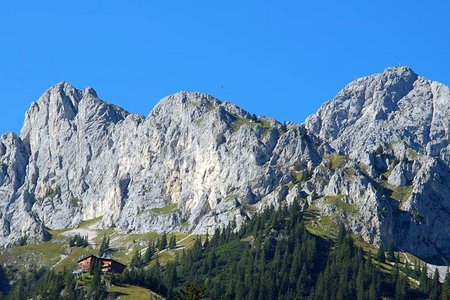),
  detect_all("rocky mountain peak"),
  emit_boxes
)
[150,91,221,118]
[304,66,434,158]
[383,65,417,77]
[20,82,129,143]
[3,68,450,262]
